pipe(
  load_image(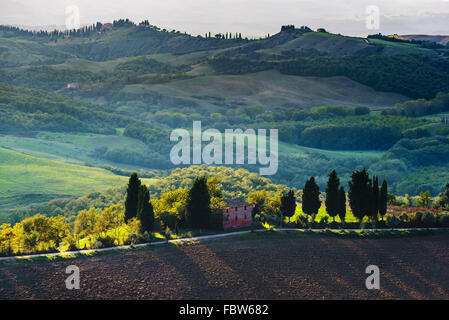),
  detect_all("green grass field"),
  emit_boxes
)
[290,204,358,223]
[0,130,386,217]
[0,131,150,169]
[0,147,155,216]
